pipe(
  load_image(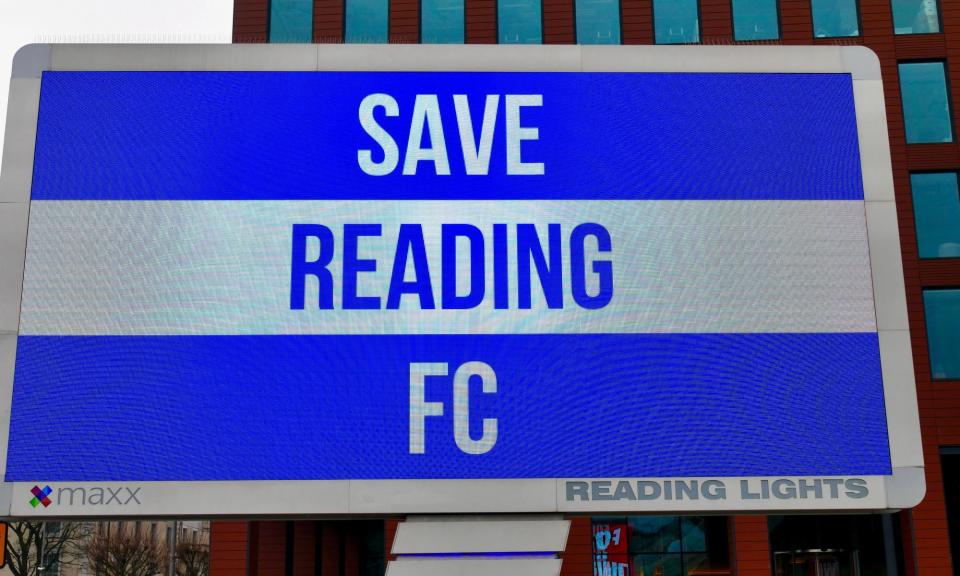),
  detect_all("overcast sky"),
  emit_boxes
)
[0,0,233,168]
